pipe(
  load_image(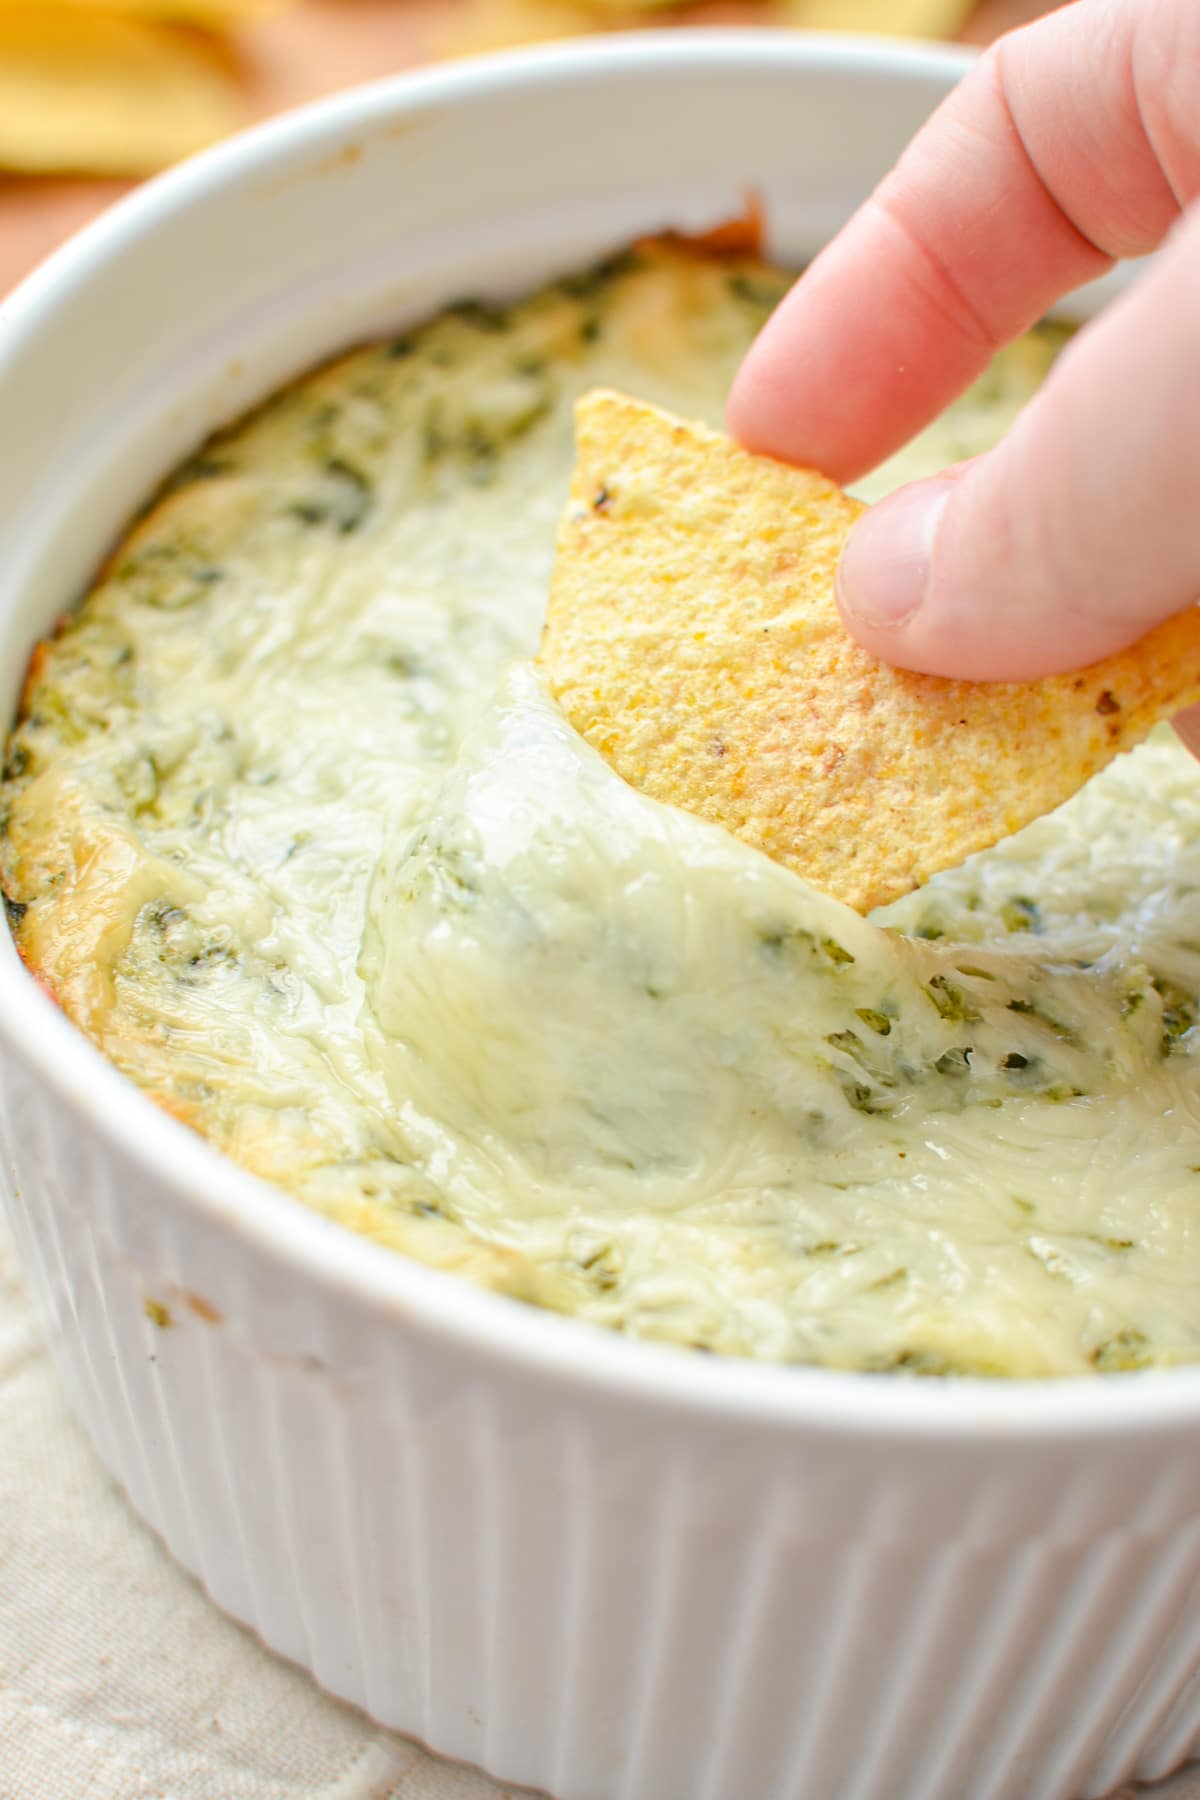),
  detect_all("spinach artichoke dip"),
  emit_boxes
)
[4,239,1199,1379]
